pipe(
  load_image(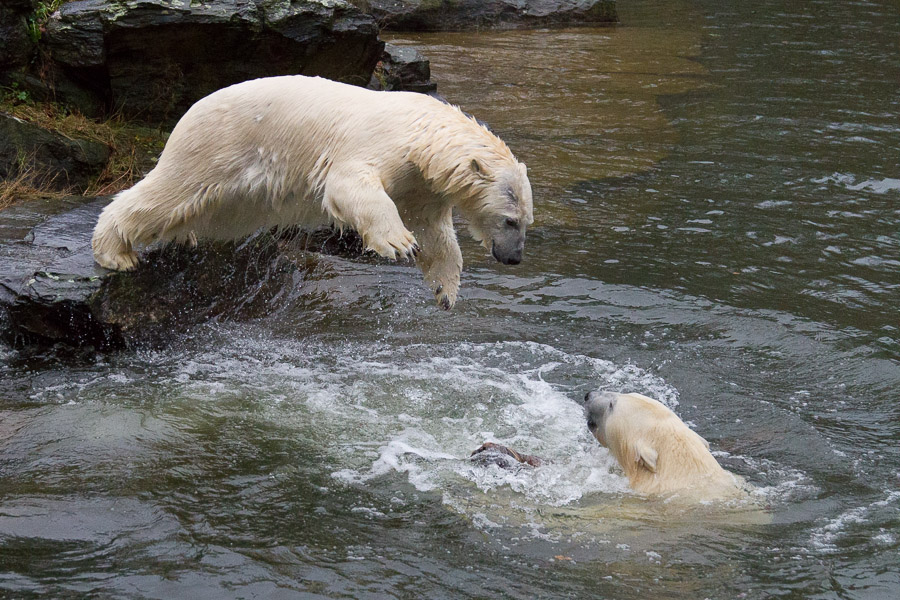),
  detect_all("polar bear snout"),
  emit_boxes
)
[491,239,523,265]
[583,390,618,410]
[582,390,618,445]
[490,223,526,265]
